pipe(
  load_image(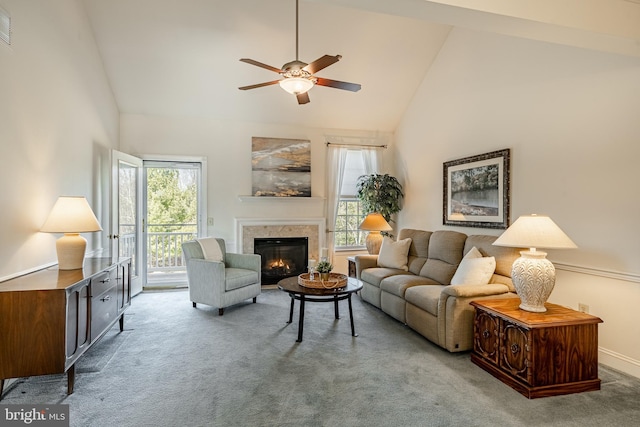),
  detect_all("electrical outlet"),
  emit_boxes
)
[578,303,589,313]
[207,217,214,226]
